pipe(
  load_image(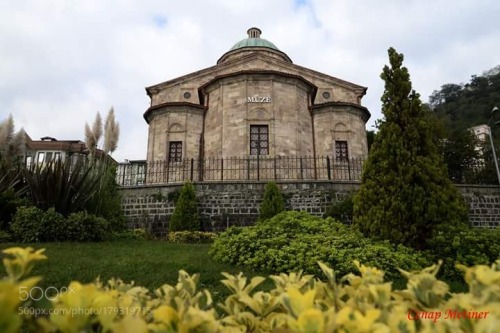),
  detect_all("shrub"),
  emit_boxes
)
[2,247,499,333]
[65,211,111,242]
[259,181,285,221]
[426,226,500,280]
[169,181,200,232]
[10,207,64,243]
[167,231,217,244]
[210,211,427,280]
[10,206,110,242]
